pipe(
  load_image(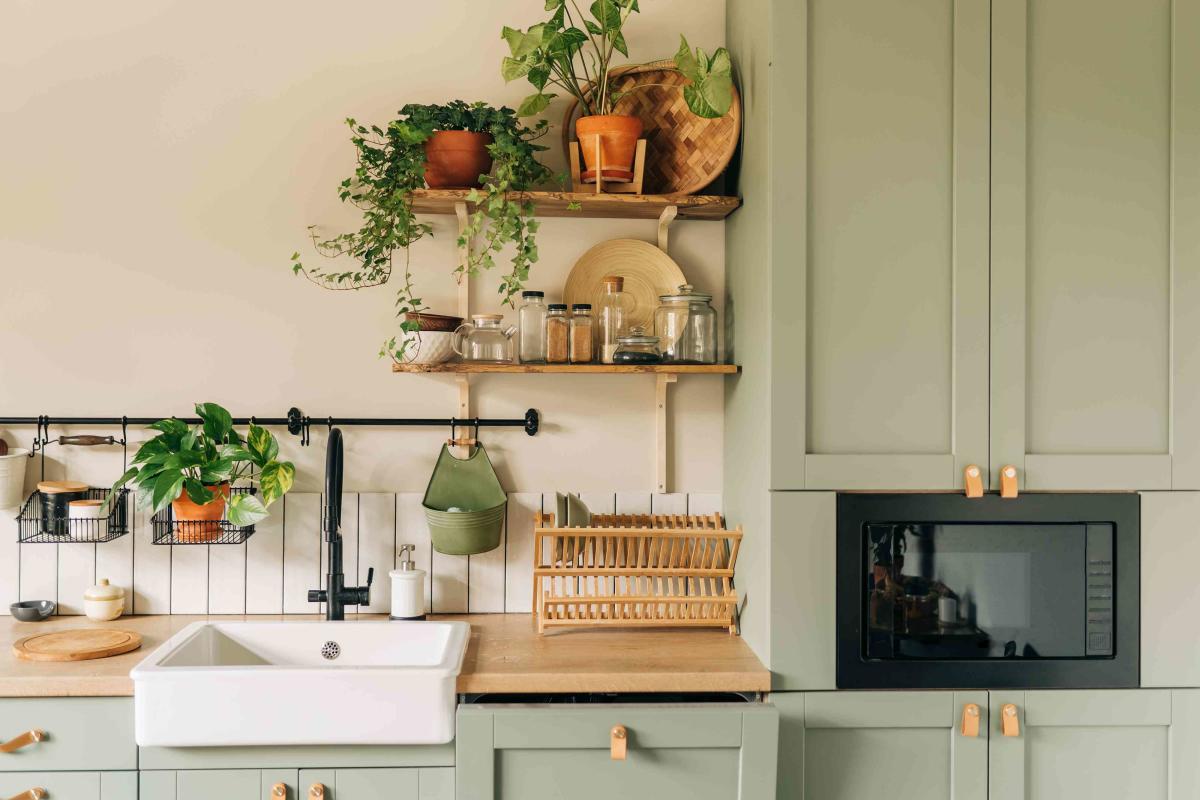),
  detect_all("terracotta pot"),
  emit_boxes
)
[575,114,644,183]
[171,483,230,543]
[423,131,494,189]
